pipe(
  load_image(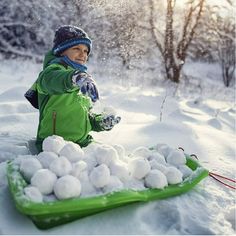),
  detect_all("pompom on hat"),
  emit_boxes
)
[53,25,92,56]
